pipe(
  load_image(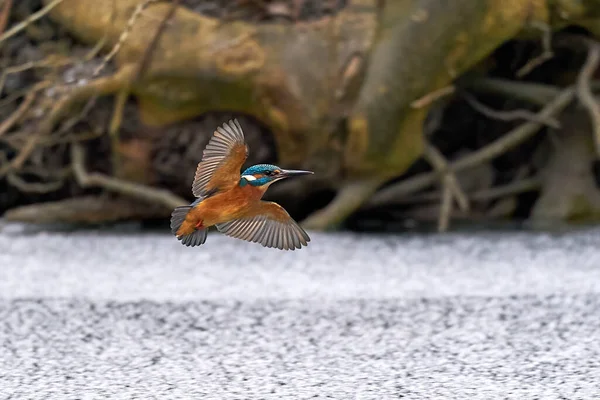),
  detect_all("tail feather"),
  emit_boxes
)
[170,205,208,247]
[179,228,208,247]
[170,206,192,235]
